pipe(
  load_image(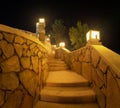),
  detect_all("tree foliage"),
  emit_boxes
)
[50,19,67,46]
[69,21,89,50]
